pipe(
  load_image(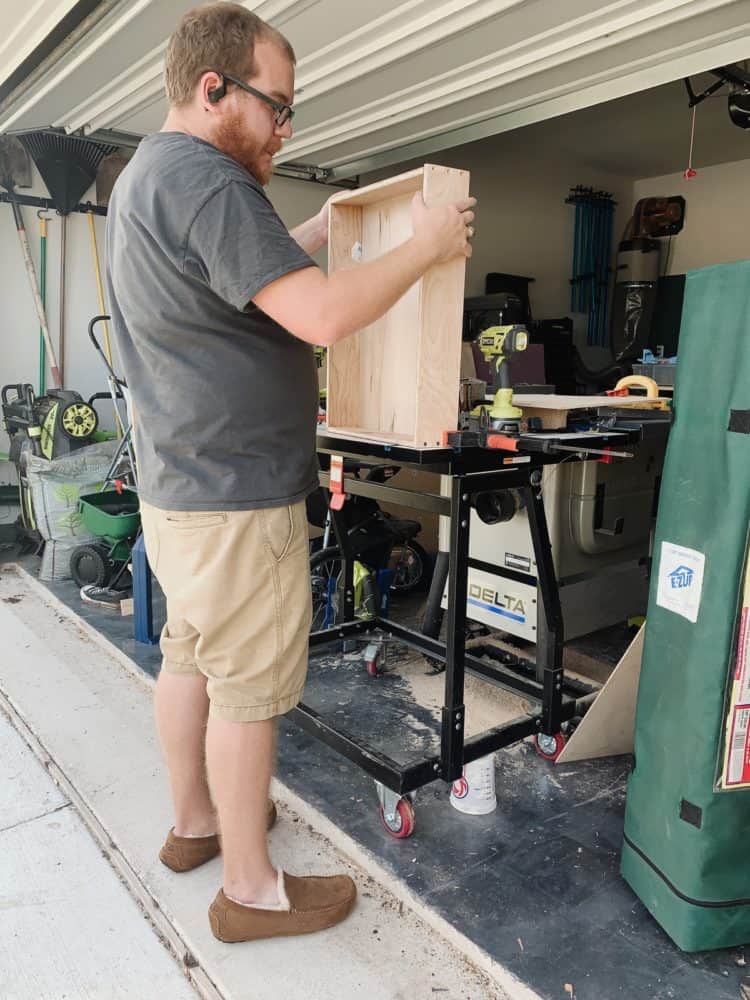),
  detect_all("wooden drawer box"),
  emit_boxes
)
[326,164,470,447]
